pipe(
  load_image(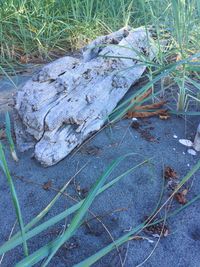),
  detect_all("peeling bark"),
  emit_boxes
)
[15,27,156,166]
